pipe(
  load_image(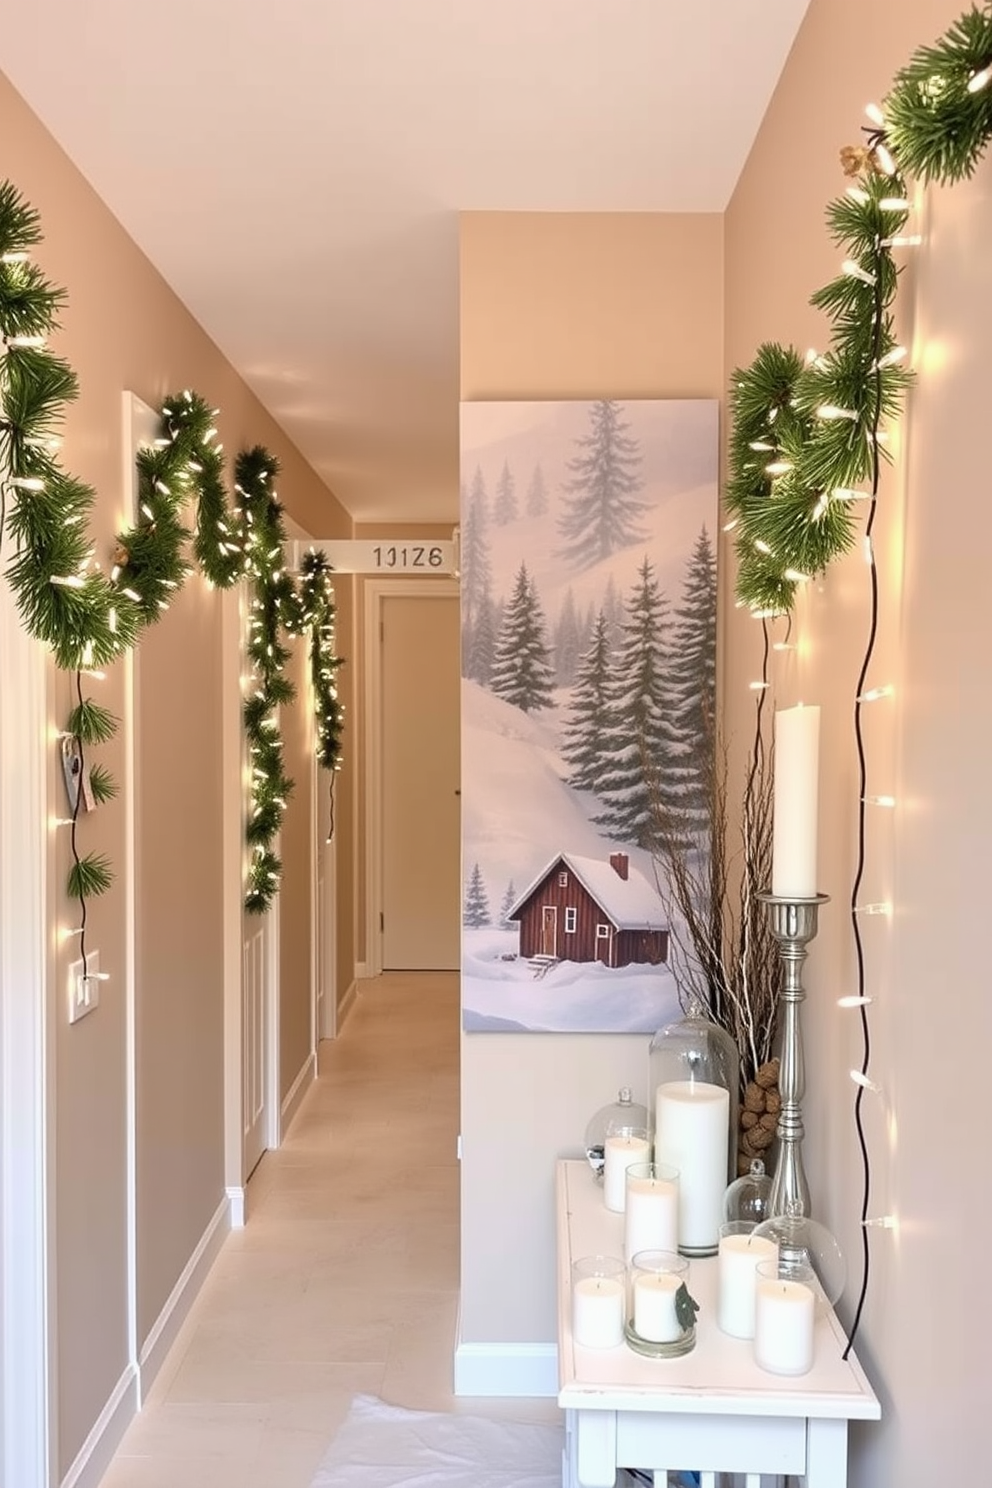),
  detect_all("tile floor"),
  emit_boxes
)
[98,971,558,1488]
